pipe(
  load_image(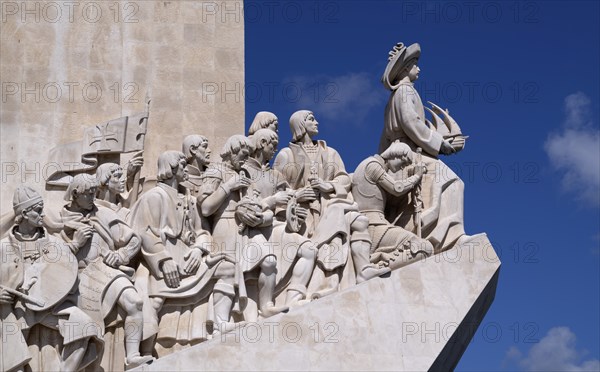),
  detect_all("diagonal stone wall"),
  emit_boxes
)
[134,234,500,371]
